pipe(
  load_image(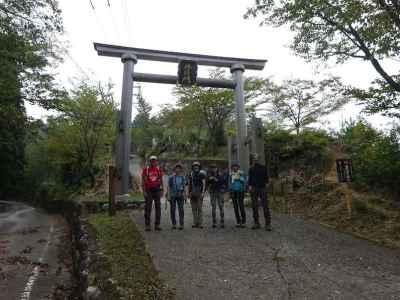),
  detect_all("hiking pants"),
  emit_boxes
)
[144,189,161,227]
[210,191,224,224]
[231,191,246,224]
[170,196,185,226]
[251,187,271,226]
[190,192,203,226]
